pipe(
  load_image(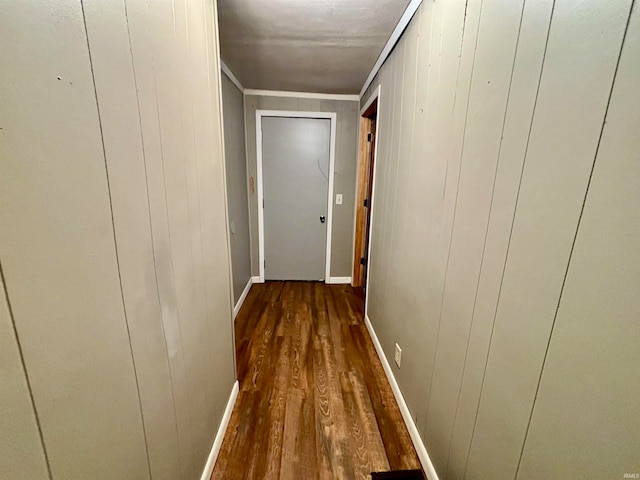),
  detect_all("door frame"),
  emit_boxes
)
[256,110,337,283]
[351,87,381,311]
